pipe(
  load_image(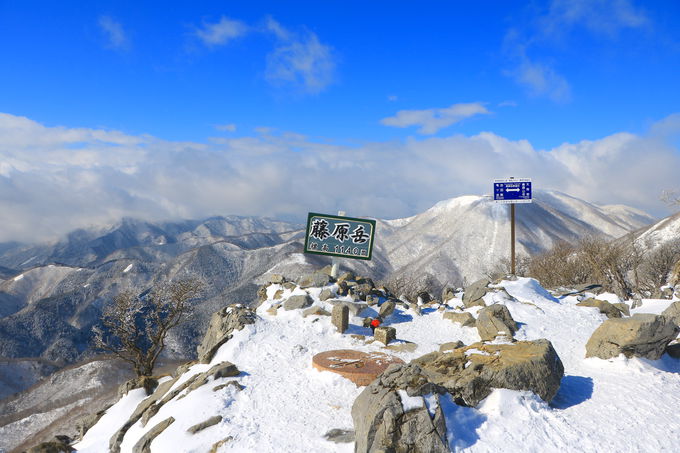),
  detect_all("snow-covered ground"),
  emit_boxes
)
[74,278,680,453]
